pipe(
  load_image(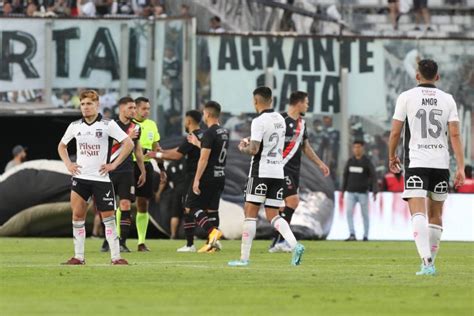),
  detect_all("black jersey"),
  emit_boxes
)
[201,124,229,181]
[281,112,308,175]
[177,128,203,174]
[110,119,140,173]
